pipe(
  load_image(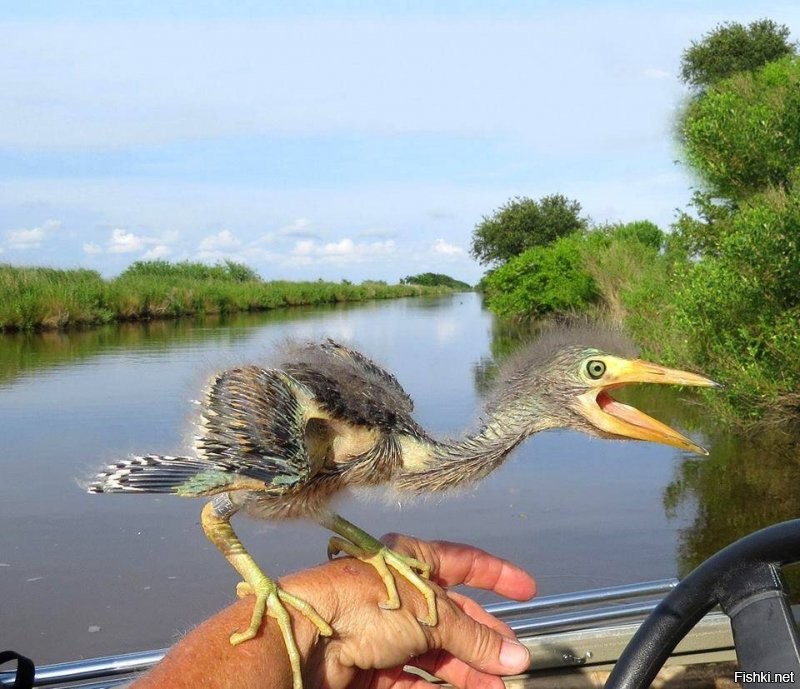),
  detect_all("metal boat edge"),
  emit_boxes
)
[1,578,741,688]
